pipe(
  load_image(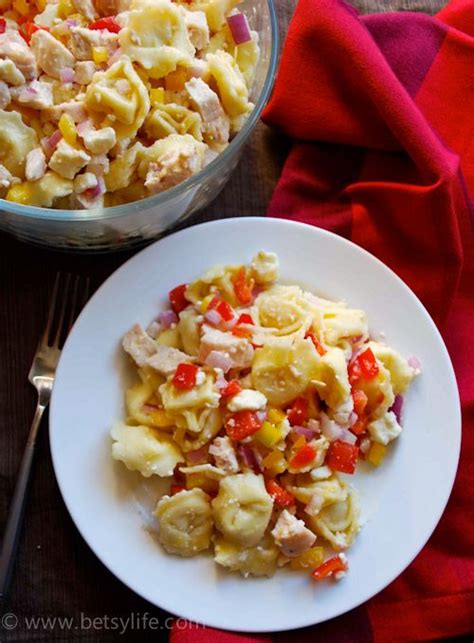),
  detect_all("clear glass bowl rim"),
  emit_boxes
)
[1,0,279,223]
